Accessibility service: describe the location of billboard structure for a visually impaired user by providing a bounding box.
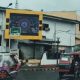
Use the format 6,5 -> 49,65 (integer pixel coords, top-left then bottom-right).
5,9 -> 43,40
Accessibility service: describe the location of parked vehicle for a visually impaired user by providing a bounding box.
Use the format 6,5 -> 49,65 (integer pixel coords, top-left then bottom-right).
0,53 -> 20,80
59,53 -> 71,72
59,52 -> 80,80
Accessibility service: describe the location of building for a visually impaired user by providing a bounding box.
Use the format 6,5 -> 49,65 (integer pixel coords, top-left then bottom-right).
0,7 -> 43,59
0,7 -> 80,60
0,7 -> 6,52
18,12 -> 80,59
45,11 -> 80,45
43,13 -> 80,53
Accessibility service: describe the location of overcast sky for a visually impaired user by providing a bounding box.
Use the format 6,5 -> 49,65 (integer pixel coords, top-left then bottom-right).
0,0 -> 80,11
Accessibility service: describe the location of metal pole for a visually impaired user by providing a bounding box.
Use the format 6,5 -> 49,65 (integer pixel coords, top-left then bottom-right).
56,38 -> 60,66
15,0 -> 19,56
9,29 -> 11,52
52,22 -> 56,53
15,0 -> 18,9
67,30 -> 71,52
70,34 -> 72,52
54,22 -> 56,42
54,22 -> 56,53
33,41 -> 35,59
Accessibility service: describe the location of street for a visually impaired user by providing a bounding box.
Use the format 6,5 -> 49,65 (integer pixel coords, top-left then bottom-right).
14,65 -> 80,80
15,65 -> 59,80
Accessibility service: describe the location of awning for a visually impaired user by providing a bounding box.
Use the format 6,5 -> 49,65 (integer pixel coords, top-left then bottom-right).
18,39 -> 60,45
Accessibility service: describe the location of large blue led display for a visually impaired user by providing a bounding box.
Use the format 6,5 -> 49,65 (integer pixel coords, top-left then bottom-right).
10,13 -> 39,35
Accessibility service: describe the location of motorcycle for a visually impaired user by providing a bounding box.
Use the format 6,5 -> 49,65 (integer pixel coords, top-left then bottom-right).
0,64 -> 19,80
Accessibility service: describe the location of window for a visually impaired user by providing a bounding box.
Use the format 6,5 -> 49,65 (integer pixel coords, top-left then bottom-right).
43,23 -> 50,31
0,25 -> 2,29
79,24 -> 80,31
46,52 -> 61,59
42,36 -> 46,39
0,36 -> 2,46
0,55 -> 2,62
6,40 -> 9,47
44,45 -> 60,59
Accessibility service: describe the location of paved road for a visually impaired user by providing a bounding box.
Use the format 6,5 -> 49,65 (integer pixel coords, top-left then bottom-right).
15,65 -> 59,80
15,65 -> 80,80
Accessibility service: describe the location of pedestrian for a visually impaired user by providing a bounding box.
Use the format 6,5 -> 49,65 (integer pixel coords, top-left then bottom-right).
10,53 -> 21,71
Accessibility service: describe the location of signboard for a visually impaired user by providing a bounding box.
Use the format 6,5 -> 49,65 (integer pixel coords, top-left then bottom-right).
10,49 -> 19,57
5,9 -> 43,40
10,27 -> 21,36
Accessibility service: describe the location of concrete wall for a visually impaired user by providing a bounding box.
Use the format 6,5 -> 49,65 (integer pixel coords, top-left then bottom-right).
43,18 -> 76,46
45,11 -> 80,45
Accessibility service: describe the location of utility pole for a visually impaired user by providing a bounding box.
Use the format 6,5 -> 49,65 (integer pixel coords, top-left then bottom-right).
53,22 -> 57,53
15,0 -> 18,9
56,38 -> 60,66
15,0 -> 19,56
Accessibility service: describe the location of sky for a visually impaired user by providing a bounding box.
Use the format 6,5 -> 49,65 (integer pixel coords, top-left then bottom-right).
0,0 -> 80,11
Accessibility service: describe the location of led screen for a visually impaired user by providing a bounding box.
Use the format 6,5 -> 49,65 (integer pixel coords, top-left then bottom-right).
10,13 -> 39,35
5,9 -> 42,40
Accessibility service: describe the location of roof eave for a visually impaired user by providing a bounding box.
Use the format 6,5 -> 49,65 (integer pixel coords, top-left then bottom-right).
43,14 -> 80,24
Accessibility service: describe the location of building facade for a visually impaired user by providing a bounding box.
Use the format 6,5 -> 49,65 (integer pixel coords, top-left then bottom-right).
0,8 -> 80,60
43,14 -> 79,53
46,11 -> 80,45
